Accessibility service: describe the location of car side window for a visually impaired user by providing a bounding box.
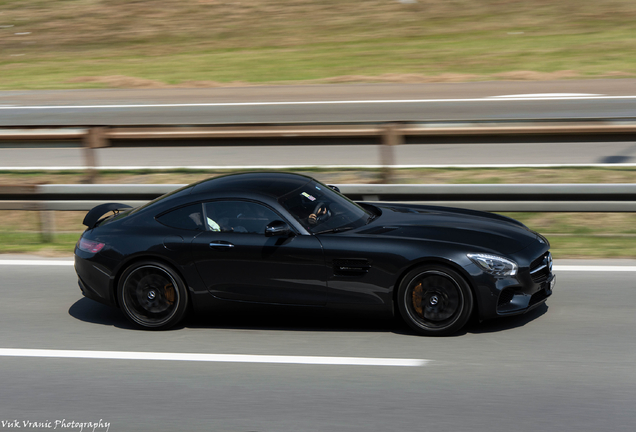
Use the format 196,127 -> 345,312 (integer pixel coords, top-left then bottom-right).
203,201 -> 279,234
156,203 -> 205,231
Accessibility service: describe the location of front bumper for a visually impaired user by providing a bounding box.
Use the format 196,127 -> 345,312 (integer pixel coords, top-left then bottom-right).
497,273 -> 555,316
469,246 -> 555,320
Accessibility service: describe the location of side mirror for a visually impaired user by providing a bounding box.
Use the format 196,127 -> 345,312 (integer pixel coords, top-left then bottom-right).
265,220 -> 291,237
328,185 -> 341,193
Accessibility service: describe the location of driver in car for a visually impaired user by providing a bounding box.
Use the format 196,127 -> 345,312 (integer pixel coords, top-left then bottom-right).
308,205 -> 329,225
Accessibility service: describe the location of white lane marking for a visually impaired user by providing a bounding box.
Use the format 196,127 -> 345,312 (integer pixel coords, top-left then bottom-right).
1,260 -> 636,272
0,260 -> 74,266
490,93 -> 603,98
1,95 -> 635,110
553,265 -> 636,272
4,163 -> 636,171
0,348 -> 427,367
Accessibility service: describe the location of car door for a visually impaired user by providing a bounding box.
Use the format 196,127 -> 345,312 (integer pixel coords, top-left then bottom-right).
191,200 -> 328,306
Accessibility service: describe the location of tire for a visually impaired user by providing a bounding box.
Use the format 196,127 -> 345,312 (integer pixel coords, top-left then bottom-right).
117,260 -> 188,330
397,265 -> 473,336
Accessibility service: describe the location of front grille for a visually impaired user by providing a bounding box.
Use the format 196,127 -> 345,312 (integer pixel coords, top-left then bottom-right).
530,252 -> 552,283
531,267 -> 550,283
530,252 -> 548,271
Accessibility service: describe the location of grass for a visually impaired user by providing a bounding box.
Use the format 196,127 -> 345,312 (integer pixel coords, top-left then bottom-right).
1,0 -> 635,89
544,236 -> 636,259
1,166 -> 636,185
1,167 -> 636,257
0,232 -> 79,255
503,213 -> 636,258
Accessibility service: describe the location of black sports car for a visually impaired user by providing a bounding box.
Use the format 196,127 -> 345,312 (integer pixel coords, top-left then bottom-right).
74,172 -> 555,336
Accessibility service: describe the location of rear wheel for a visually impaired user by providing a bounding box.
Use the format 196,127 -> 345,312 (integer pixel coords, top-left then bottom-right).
118,260 -> 188,330
397,265 -> 473,336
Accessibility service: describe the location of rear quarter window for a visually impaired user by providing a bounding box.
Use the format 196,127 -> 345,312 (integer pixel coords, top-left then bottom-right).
156,204 -> 204,231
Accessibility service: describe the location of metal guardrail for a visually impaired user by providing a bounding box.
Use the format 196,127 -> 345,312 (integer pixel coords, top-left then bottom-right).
4,183 -> 635,242
2,119 -> 636,182
3,183 -> 636,212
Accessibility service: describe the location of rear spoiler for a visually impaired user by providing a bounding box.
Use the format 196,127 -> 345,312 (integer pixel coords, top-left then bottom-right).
83,203 -> 132,228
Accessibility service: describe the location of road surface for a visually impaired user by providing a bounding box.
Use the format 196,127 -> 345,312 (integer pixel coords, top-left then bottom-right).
2,80 -> 636,168
1,79 -> 636,126
0,257 -> 634,432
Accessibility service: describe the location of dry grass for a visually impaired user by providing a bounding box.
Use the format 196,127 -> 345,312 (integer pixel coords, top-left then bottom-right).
1,166 -> 635,186
0,0 -> 566,50
64,71 -> 608,89
3,0 -> 632,50
1,0 -> 635,88
395,167 -> 636,184
0,210 -> 85,233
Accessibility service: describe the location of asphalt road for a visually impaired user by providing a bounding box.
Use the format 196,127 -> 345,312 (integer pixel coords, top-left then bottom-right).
3,141 -> 636,169
1,80 -> 636,126
1,258 -> 635,432
2,80 -> 636,168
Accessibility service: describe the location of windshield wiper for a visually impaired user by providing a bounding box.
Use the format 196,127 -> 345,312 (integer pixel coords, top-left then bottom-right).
366,213 -> 378,224
314,226 -> 355,234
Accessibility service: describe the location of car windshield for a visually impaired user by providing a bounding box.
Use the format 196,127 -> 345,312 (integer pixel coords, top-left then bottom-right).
279,180 -> 373,233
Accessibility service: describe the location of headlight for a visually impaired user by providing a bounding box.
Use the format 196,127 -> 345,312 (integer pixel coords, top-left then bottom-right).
467,253 -> 517,276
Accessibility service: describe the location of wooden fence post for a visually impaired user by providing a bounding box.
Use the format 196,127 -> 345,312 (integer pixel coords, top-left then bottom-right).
38,207 -> 56,243
380,123 -> 401,183
83,127 -> 107,184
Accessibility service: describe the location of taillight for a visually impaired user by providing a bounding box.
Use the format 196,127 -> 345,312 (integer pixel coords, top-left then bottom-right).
78,238 -> 105,253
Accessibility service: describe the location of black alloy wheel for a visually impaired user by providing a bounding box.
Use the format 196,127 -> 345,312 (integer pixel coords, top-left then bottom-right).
397,265 -> 473,336
118,261 -> 188,330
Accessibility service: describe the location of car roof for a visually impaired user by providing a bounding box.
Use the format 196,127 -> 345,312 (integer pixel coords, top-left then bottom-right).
189,172 -> 313,198
127,172 -> 314,220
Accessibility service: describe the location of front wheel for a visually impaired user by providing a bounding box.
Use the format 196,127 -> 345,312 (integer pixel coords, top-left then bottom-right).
118,260 -> 188,330
397,265 -> 473,336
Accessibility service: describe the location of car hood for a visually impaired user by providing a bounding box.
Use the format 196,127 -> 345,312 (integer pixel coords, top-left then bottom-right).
357,203 -> 540,254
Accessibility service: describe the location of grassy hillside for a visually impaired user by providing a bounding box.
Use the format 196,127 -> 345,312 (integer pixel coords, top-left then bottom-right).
1,0 -> 635,89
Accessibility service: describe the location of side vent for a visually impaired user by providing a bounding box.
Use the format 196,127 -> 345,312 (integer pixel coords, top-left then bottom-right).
333,259 -> 371,276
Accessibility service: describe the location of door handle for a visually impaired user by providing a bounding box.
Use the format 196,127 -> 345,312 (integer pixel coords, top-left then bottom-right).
209,241 -> 235,249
